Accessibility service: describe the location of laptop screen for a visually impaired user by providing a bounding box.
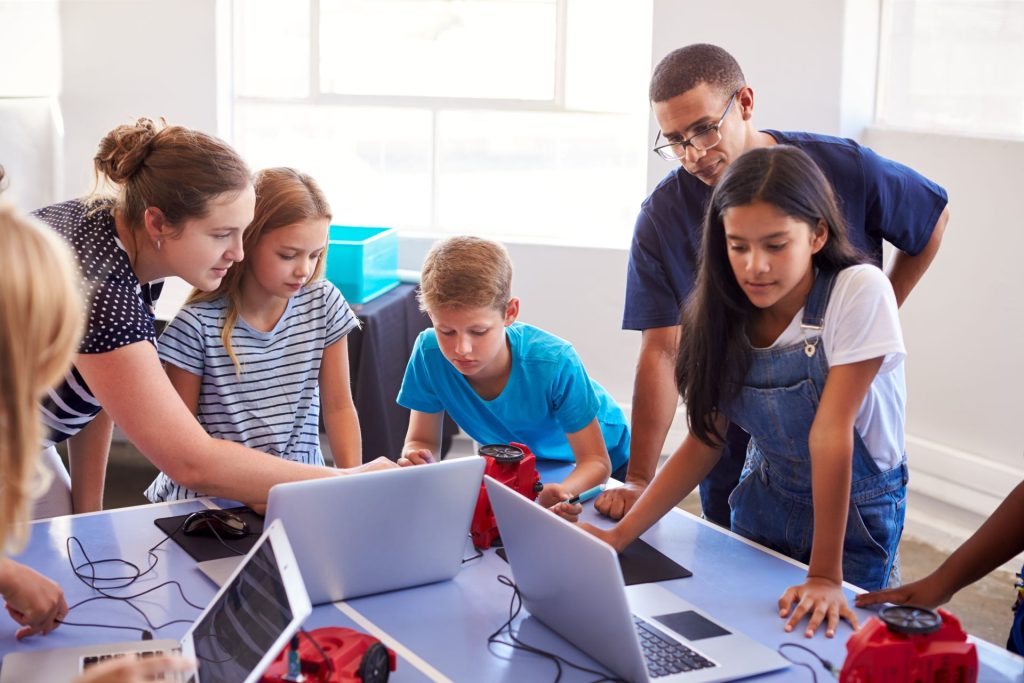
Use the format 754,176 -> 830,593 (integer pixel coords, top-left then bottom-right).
187,539 -> 293,683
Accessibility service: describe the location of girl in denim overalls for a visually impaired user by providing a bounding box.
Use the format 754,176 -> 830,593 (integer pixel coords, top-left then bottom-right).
582,145 -> 909,639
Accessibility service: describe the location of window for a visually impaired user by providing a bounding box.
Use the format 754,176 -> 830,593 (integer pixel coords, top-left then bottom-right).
231,0 -> 652,248
876,0 -> 1024,138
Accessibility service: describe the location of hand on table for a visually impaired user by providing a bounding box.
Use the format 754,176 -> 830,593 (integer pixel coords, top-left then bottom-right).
594,480 -> 646,520
75,654 -> 195,683
855,574 -> 952,611
538,483 -> 583,523
576,521 -> 628,554
397,449 -> 435,466
353,456 -> 402,472
778,576 -> 860,638
0,560 -> 67,640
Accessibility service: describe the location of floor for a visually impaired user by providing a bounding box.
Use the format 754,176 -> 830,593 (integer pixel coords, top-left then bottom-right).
97,440 -> 1016,647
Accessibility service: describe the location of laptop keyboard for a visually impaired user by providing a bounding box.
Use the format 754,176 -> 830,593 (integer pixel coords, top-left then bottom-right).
81,648 -> 179,671
633,615 -> 717,678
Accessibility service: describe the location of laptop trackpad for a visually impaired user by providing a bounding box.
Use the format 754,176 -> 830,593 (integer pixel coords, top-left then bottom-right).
653,611 -> 731,641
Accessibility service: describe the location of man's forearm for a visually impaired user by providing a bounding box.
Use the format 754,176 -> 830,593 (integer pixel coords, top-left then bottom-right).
625,350 -> 680,485
888,205 -> 948,306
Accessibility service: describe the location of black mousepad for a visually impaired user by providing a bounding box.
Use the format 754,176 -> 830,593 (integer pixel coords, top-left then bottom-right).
153,506 -> 265,563
496,537 -> 692,585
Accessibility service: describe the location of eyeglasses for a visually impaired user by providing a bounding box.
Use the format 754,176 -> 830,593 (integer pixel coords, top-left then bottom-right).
652,91 -> 738,161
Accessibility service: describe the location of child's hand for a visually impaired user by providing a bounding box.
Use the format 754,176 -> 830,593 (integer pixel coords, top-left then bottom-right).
536,483 -> 569,509
538,484 -> 584,522
0,561 -> 68,640
356,456 -> 400,472
778,576 -> 859,638
75,654 -> 195,683
398,449 -> 435,466
594,481 -> 645,520
576,522 -> 627,553
855,575 -> 951,610
548,500 -> 584,523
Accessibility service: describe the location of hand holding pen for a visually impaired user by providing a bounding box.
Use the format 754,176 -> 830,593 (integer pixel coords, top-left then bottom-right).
546,484 -> 606,523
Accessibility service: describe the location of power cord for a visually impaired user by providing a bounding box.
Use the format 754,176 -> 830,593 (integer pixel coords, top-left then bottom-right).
487,574 -> 625,683
460,533 -> 484,563
777,642 -> 840,682
56,513 -> 228,638
299,628 -> 336,679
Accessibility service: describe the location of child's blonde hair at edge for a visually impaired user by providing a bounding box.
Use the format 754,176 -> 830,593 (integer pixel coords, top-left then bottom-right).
0,184 -> 84,553
418,236 -> 513,314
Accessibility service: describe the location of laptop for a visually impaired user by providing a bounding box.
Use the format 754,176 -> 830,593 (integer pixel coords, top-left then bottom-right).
198,456 -> 486,604
484,476 -> 790,682
0,519 -> 311,683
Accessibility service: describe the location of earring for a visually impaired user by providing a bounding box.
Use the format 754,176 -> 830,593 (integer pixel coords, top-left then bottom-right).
155,239 -> 162,251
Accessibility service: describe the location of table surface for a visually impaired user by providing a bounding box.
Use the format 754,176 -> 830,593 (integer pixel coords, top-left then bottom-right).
3,461 -> 1021,682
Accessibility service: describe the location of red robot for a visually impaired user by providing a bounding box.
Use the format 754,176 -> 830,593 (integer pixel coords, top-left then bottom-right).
260,627 -> 395,683
840,605 -> 977,683
470,443 -> 543,549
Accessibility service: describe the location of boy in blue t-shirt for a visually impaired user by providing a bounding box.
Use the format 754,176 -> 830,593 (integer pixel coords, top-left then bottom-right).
397,236 -> 629,519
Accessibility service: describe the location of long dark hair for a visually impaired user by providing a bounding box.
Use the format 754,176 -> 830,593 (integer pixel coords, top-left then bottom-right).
676,145 -> 866,446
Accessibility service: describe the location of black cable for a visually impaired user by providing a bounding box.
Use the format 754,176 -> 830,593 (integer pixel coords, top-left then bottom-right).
778,642 -> 839,681
487,574 -> 625,683
300,628 -> 336,679
461,533 -> 484,563
57,513 -> 224,638
55,619 -> 152,639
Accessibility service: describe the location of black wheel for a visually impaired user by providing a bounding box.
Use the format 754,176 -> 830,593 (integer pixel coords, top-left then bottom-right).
478,443 -> 525,464
880,604 -> 942,635
357,642 -> 391,683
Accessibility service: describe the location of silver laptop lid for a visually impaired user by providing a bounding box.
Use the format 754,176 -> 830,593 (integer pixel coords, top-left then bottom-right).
267,456 -> 486,603
0,519 -> 310,683
484,476 -> 649,682
180,518 -> 312,683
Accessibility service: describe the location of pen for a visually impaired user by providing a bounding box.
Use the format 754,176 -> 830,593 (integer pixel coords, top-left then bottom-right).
565,484 -> 606,506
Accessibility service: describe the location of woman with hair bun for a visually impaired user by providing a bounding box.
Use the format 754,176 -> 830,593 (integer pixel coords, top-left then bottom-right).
30,118 -> 392,517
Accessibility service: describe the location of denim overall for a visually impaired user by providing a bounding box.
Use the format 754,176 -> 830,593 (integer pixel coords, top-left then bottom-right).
1009,566 -> 1024,654
726,269 -> 908,591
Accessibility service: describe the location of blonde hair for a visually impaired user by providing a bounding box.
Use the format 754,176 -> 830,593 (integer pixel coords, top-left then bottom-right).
187,168 -> 332,376
0,201 -> 84,553
418,236 -> 513,313
90,117 -> 251,256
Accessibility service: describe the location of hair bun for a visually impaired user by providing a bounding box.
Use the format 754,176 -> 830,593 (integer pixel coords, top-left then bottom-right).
93,117 -> 161,184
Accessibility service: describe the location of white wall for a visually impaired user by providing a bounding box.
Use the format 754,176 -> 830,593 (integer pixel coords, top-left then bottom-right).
865,128 -> 1024,547
0,1 -> 62,209
58,0 -> 222,197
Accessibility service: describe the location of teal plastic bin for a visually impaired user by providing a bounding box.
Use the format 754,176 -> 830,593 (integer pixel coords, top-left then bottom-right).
326,226 -> 399,304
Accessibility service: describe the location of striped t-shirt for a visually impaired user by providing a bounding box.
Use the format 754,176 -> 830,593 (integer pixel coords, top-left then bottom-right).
31,199 -> 164,446
144,279 -> 358,502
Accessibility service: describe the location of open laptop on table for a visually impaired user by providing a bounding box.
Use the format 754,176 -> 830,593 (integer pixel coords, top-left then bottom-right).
485,476 -> 790,682
1,519 -> 311,683
198,456 -> 486,604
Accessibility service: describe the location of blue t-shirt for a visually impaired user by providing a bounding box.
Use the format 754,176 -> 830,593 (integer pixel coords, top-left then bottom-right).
397,322 -> 629,470
623,131 -> 949,330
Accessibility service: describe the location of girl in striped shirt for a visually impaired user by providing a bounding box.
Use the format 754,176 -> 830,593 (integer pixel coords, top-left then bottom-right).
147,168 -> 366,501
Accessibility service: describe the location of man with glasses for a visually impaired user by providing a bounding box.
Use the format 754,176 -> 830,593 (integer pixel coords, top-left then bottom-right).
594,43 -> 949,528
